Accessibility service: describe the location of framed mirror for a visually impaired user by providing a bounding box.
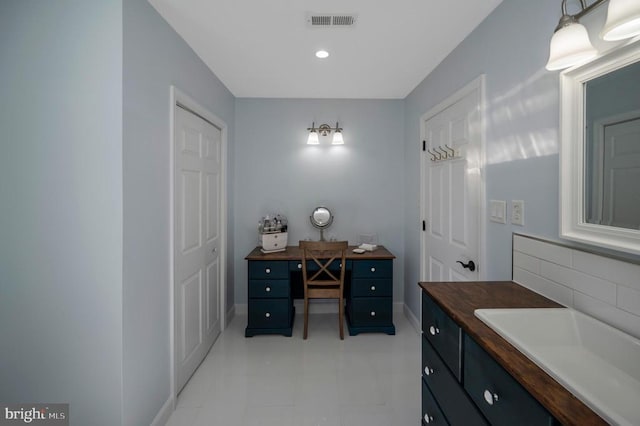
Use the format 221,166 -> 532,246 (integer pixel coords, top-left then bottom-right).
310,206 -> 333,241
560,40 -> 640,254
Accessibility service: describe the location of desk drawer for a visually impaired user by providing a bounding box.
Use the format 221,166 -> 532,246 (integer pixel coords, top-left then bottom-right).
248,299 -> 291,329
348,297 -> 392,326
352,260 -> 392,279
463,334 -> 554,426
248,261 -> 288,279
423,337 -> 487,426
422,293 -> 461,380
248,279 -> 289,298
351,278 -> 392,297
422,379 -> 449,426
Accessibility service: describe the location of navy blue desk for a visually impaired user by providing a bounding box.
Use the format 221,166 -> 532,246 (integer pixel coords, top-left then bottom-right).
245,245 -> 396,337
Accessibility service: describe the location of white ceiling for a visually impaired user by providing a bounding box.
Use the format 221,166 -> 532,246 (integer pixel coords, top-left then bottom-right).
148,0 -> 504,99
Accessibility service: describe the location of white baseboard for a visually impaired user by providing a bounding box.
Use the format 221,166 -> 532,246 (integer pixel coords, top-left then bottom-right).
404,304 -> 421,333
150,395 -> 174,426
225,304 -> 235,328
235,303 -> 247,315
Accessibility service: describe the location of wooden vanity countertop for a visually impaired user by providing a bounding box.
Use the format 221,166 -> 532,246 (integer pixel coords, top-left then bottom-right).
419,281 -> 607,426
246,245 -> 395,260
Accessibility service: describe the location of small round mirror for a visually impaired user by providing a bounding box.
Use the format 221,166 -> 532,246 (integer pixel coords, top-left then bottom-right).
310,206 -> 333,240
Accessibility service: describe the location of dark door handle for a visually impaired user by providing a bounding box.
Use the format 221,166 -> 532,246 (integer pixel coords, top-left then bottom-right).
456,260 -> 476,272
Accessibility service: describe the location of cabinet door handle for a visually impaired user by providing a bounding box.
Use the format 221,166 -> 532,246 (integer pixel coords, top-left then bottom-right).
429,325 -> 440,336
297,263 -> 302,269
265,286 -> 271,292
265,312 -> 271,318
265,268 -> 271,274
424,414 -> 434,424
370,285 -> 376,291
370,267 -> 376,272
483,390 -> 499,405
424,366 -> 434,376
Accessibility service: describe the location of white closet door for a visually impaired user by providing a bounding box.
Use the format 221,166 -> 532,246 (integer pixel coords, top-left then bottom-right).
175,105 -> 222,393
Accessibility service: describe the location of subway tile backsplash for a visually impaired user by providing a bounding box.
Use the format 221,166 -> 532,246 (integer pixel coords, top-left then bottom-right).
512,234 -> 640,340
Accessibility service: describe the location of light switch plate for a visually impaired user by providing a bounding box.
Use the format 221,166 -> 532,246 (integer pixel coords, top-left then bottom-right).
490,200 -> 506,224
512,200 -> 525,226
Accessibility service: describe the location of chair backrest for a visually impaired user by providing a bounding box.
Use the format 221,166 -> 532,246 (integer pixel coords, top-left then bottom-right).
299,240 -> 348,291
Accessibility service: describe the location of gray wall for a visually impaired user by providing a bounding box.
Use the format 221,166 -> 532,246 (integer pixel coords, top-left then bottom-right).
403,0 -> 563,318
123,0 -> 235,424
402,0 -> 639,319
0,1 -> 124,425
234,99 -> 405,306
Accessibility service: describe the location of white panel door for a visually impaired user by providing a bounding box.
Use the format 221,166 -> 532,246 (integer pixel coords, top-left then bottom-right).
422,86 -> 481,282
175,105 -> 222,393
602,117 -> 640,229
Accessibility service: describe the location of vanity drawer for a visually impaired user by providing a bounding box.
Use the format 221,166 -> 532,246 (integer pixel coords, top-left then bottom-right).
352,259 -> 392,278
248,299 -> 291,329
248,261 -> 288,279
351,278 -> 392,297
422,379 -> 449,426
463,334 -> 555,426
422,293 -> 461,380
422,337 -> 487,426
347,297 -> 392,326
248,279 -> 289,298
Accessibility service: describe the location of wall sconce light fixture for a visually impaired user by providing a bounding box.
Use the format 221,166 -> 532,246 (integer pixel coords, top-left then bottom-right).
546,0 -> 640,71
306,122 -> 344,145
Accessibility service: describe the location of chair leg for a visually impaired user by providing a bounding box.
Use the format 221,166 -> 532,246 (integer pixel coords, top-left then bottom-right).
303,297 -> 309,339
338,298 -> 344,340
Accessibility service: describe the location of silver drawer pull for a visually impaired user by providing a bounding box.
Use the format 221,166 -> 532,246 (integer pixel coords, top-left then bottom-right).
429,325 -> 440,336
370,267 -> 376,272
265,312 -> 271,318
297,263 -> 302,269
424,366 -> 434,376
424,414 -> 434,424
265,268 -> 271,274
370,311 -> 376,316
370,285 -> 376,291
483,390 -> 499,405
265,286 -> 271,292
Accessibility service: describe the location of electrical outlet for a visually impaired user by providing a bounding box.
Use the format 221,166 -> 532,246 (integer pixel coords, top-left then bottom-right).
511,200 -> 524,226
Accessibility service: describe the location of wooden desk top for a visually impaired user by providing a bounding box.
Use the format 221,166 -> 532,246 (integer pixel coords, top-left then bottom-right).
245,245 -> 395,261
419,281 -> 606,426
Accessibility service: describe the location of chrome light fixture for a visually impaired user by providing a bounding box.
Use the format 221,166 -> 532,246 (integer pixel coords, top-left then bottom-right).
306,122 -> 345,145
547,0 -> 640,70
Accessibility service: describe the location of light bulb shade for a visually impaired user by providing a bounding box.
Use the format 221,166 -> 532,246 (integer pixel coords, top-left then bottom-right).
546,22 -> 598,70
601,0 -> 640,41
307,131 -> 319,145
332,131 -> 344,145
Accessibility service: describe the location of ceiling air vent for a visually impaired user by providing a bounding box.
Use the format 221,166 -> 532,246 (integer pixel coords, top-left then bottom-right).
308,14 -> 357,27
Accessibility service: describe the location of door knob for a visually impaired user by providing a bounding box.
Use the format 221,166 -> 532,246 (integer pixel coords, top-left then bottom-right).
456,260 -> 476,271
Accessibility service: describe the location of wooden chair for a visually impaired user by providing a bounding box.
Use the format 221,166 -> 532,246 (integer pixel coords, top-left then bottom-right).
299,240 -> 348,339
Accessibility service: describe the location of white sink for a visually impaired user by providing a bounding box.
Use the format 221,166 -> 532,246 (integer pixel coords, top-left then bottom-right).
474,308 -> 640,426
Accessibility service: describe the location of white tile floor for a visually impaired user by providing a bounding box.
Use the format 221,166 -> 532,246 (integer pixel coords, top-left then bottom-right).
166,311 -> 421,426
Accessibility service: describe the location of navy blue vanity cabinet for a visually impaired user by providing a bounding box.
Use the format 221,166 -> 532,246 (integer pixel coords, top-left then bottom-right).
346,259 -> 396,335
463,335 -> 557,426
245,260 -> 294,337
422,380 -> 448,425
421,292 -> 487,425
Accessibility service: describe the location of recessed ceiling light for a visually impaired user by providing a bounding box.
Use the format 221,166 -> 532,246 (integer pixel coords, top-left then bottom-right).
315,50 -> 329,59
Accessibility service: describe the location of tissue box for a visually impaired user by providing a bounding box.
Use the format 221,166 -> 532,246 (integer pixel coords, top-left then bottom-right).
260,232 -> 288,253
